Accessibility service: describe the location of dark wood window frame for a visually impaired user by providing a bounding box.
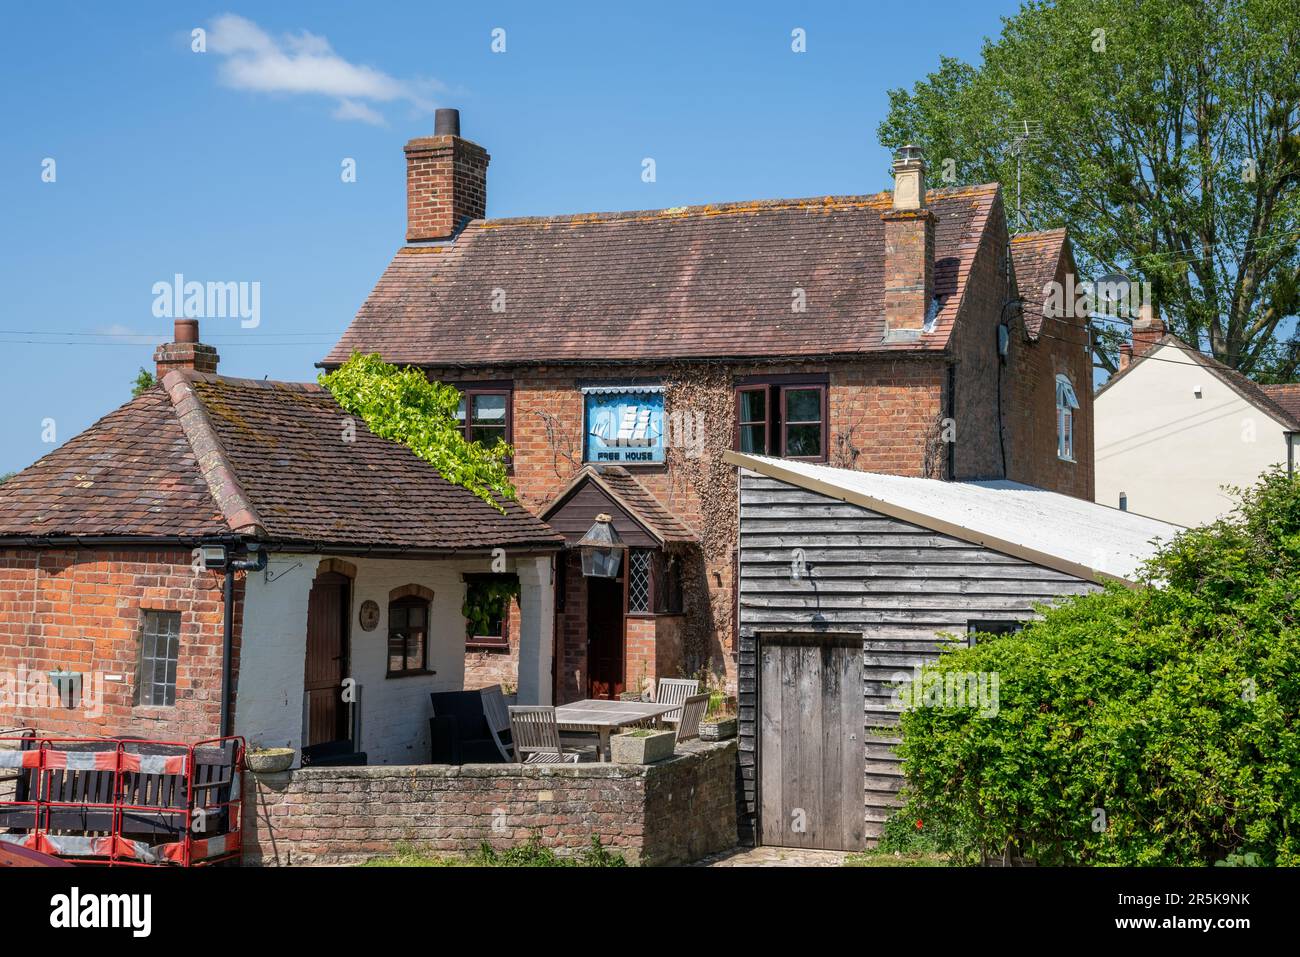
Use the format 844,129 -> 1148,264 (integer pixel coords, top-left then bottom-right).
450,380 -> 514,449
733,374 -> 829,462
387,596 -> 432,677
624,549 -> 684,618
966,619 -> 1024,647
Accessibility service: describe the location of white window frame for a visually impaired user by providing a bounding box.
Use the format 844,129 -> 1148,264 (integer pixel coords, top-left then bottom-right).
1055,374 -> 1079,462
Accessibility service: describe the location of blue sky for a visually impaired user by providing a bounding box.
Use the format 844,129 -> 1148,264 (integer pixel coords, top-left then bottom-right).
0,0 -> 1022,474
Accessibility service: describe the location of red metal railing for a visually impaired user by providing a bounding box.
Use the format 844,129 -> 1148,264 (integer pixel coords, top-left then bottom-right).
0,734 -> 244,867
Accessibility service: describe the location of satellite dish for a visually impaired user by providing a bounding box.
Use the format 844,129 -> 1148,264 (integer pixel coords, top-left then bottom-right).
1095,272 -> 1132,305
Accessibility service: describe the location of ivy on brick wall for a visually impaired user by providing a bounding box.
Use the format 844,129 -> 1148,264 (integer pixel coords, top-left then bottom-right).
663,365 -> 738,677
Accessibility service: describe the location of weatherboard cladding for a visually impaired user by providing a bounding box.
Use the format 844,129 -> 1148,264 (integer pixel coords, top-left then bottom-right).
735,471 -> 1098,841
323,186 -> 1000,368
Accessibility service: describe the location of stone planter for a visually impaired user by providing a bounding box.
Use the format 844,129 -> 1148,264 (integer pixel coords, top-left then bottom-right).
699,716 -> 737,741
246,748 -> 296,774
610,729 -> 677,765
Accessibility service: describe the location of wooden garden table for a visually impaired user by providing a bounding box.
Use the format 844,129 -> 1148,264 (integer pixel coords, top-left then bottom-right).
553,699 -> 679,762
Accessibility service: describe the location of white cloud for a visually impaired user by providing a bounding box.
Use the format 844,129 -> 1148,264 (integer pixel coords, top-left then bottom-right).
94,325 -> 163,345
206,14 -> 440,124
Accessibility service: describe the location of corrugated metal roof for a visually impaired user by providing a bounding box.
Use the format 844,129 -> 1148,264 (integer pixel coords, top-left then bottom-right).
727,453 -> 1183,584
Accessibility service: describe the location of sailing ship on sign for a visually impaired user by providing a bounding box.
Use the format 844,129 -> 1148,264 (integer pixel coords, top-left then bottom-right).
590,404 -> 658,448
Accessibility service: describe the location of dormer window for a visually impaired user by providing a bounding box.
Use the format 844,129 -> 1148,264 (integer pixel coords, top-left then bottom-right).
1056,374 -> 1079,462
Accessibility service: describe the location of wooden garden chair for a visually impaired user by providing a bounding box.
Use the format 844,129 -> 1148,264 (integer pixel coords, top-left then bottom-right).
479,685 -> 514,762
507,706 -> 581,764
653,678 -> 700,725
675,694 -> 710,745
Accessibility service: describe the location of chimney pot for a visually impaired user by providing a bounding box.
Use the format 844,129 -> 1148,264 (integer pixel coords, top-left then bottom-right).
174,318 -> 199,343
434,108 -> 461,136
891,144 -> 928,211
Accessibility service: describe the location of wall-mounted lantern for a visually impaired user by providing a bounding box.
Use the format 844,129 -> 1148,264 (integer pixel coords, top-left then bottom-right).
577,513 -> 623,578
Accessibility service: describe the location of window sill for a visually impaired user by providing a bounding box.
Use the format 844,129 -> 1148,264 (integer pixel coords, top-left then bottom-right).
386,669 -> 435,680
466,639 -> 509,652
1057,455 -> 1076,464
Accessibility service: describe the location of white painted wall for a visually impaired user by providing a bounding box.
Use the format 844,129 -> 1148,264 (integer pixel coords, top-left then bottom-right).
1095,342 -> 1294,526
235,552 -> 555,766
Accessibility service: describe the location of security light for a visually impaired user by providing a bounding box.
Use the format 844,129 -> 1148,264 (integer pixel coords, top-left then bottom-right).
201,544 -> 228,570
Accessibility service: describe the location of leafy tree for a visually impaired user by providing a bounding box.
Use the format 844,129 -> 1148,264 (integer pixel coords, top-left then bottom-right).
878,0 -> 1300,377
897,468 -> 1300,865
0,472 -> 15,485
319,353 -> 515,509
131,367 -> 156,398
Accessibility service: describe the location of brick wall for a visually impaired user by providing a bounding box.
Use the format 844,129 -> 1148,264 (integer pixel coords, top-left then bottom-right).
1006,248 -> 1095,500
463,596 -> 522,691
244,739 -> 738,866
0,547 -> 239,741
404,135 -> 489,242
947,195 -> 1011,481
437,358 -> 951,697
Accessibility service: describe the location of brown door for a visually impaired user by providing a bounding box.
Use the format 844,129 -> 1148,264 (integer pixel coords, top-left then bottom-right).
586,576 -> 625,699
304,572 -> 350,746
759,632 -> 865,851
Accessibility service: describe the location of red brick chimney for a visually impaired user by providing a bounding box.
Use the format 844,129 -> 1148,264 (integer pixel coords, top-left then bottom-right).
1131,302 -> 1166,357
882,145 -> 935,343
154,318 -> 218,379
404,108 -> 490,243
1118,342 -> 1133,371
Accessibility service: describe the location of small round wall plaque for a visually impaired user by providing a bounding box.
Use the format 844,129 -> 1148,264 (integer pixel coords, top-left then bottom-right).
359,600 -> 380,631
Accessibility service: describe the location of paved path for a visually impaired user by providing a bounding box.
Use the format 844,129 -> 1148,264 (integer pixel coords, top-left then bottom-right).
697,846 -> 849,867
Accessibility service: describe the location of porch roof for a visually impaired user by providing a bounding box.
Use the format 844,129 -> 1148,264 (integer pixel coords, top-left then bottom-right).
0,370 -> 563,552
541,465 -> 697,548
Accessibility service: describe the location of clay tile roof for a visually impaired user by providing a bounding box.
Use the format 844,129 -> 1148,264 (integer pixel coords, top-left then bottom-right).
586,467 -> 697,545
323,186 -> 1002,368
0,388 -> 226,538
0,371 -> 562,551
1260,384 -> 1300,423
1010,228 -> 1069,338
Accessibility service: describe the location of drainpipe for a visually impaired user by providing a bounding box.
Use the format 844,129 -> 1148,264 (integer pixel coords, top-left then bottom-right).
220,545 -> 267,738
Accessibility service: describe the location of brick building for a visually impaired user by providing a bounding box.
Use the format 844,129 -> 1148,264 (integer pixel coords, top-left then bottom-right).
324,109 -> 1091,700
0,320 -> 561,761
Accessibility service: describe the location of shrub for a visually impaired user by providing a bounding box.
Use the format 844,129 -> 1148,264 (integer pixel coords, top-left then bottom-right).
896,470 -> 1300,866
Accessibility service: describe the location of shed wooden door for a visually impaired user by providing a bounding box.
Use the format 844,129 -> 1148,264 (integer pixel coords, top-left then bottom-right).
759,632 -> 865,851
304,572 -> 350,746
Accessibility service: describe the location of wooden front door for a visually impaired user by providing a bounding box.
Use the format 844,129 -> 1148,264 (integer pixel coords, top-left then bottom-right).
586,575 -> 625,699
759,632 -> 865,851
304,572 -> 350,747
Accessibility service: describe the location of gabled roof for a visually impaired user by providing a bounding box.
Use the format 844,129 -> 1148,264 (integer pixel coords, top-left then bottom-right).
541,465 -> 697,547
323,185 -> 1002,369
726,452 -> 1181,585
1009,228 -> 1069,338
1097,335 -> 1300,432
0,370 -> 562,552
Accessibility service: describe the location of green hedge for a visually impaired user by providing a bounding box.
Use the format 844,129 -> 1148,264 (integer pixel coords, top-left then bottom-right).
897,470 -> 1300,865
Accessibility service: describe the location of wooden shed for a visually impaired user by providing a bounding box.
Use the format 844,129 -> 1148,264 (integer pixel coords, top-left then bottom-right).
725,451 -> 1181,851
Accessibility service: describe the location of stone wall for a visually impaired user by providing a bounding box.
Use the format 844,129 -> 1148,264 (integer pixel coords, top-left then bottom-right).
244,740 -> 738,867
